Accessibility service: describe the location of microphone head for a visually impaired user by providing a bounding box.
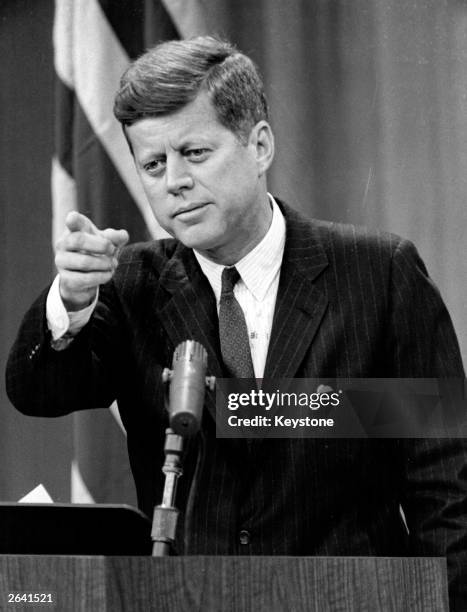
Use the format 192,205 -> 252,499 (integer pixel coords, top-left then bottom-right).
172,340 -> 208,369
169,340 -> 208,436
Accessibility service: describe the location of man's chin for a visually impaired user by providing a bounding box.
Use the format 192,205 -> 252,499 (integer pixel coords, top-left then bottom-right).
172,228 -> 218,252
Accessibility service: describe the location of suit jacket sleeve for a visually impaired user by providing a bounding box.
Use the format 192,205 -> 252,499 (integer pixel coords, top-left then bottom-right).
387,239 -> 467,608
5,280 -> 125,416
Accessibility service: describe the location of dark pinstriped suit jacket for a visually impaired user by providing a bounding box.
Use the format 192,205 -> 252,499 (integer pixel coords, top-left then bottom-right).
6,201 -> 467,605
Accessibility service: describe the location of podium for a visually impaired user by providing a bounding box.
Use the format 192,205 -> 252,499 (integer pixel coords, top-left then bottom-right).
0,556 -> 448,611
0,504 -> 449,611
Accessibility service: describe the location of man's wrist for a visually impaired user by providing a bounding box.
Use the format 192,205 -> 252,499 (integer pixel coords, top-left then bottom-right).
59,283 -> 98,312
46,275 -> 98,342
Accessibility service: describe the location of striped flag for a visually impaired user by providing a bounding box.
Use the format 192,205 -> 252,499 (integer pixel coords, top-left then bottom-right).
52,0 -> 207,506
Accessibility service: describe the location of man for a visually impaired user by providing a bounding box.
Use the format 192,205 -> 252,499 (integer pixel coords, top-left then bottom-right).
6,37 -> 467,606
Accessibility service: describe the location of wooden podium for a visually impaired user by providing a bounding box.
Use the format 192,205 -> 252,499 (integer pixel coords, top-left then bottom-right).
0,555 -> 448,611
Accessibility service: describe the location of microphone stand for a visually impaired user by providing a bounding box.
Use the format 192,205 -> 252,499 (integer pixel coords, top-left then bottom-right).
151,340 -> 215,556
151,428 -> 184,556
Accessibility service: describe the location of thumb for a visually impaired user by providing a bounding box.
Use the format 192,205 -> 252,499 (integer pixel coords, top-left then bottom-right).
100,227 -> 130,248
65,211 -> 100,235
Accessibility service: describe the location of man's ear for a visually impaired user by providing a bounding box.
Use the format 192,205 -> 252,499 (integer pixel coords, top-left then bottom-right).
249,120 -> 275,176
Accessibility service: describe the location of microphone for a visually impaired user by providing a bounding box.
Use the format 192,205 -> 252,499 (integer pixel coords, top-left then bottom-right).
162,340 -> 214,436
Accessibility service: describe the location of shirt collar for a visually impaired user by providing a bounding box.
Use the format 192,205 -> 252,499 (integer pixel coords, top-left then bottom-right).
194,194 -> 286,303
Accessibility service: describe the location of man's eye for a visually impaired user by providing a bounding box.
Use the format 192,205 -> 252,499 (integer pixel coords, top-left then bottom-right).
144,159 -> 165,175
185,148 -> 209,160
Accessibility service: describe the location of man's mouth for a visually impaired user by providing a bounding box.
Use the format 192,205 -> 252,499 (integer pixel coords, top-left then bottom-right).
173,202 -> 209,218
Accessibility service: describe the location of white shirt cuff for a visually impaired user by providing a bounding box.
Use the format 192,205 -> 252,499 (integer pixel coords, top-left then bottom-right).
46,275 -> 98,345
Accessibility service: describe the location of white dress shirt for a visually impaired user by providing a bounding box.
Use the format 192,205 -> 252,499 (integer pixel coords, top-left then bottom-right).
46,195 -> 286,375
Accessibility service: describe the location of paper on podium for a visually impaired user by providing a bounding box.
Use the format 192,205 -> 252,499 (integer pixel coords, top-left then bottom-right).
19,484 -> 54,504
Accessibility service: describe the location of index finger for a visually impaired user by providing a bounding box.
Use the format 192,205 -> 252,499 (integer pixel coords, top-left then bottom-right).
63,231 -> 118,256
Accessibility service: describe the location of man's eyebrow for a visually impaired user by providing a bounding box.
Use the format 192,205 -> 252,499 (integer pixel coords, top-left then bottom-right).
178,132 -> 213,146
138,145 -> 166,158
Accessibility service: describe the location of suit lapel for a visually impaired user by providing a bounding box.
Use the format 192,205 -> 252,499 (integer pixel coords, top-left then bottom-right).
264,204 -> 329,378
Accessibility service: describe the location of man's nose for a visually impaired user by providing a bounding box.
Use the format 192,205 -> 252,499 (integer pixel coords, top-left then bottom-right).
166,157 -> 194,194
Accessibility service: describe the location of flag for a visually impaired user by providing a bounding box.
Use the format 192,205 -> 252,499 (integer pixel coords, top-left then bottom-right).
52,0 -> 208,506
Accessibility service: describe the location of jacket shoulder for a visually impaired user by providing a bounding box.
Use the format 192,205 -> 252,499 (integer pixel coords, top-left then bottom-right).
279,198 -> 406,256
308,216 -> 405,255
280,201 -> 422,286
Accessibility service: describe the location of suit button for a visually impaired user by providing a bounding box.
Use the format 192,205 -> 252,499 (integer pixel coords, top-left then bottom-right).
239,529 -> 250,545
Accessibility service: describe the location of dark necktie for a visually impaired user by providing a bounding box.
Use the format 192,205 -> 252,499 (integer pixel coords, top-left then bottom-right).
218,267 -> 255,378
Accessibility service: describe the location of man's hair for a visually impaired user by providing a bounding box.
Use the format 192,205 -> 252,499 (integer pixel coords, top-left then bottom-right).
113,36 -> 268,142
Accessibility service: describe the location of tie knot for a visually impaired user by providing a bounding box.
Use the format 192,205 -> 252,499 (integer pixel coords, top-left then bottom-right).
221,266 -> 240,295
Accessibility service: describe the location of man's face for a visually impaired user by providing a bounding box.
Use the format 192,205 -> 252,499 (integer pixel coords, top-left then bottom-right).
126,92 -> 272,264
